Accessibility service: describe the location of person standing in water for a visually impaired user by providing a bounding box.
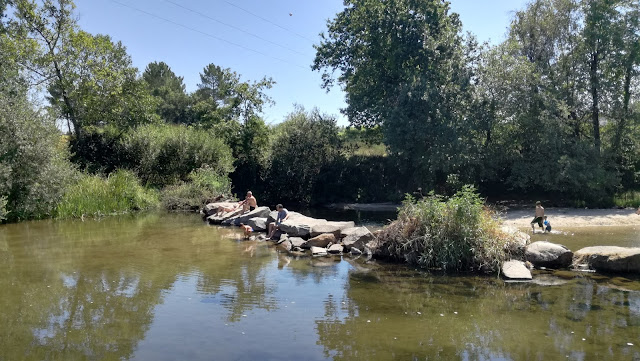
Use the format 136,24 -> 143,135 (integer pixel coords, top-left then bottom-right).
531,201 -> 545,233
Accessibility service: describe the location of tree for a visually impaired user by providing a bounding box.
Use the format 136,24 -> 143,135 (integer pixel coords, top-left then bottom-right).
142,61 -> 191,124
313,0 -> 479,190
192,63 -> 274,126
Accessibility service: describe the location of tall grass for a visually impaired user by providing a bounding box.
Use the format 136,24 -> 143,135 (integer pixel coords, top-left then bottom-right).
613,190 -> 640,208
160,166 -> 232,210
375,186 -> 520,274
56,170 -> 159,218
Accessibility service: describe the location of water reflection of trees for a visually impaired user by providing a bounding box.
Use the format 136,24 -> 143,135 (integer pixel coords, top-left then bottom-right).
0,214 -> 277,360
315,266 -> 640,360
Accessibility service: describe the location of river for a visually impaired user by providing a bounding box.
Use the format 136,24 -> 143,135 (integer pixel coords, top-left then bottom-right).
1,212 -> 639,360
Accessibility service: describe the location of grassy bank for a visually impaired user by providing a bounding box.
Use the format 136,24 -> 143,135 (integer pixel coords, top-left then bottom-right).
56,170 -> 159,218
374,186 -> 521,274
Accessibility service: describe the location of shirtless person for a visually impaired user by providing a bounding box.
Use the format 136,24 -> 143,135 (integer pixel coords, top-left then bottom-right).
531,201 -> 545,233
239,191 -> 257,213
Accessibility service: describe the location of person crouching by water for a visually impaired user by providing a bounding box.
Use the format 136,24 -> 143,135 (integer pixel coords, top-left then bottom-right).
268,204 -> 289,240
239,223 -> 253,239
531,201 -> 545,233
543,216 -> 552,233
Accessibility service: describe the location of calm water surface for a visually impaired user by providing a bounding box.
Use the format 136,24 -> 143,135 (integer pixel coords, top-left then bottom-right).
1,212 -> 640,361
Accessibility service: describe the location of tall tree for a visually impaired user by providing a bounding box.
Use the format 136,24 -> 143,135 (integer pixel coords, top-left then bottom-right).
313,0 -> 478,189
142,61 -> 190,124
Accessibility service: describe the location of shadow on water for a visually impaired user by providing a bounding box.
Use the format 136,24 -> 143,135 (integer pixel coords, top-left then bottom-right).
1,212 -> 640,360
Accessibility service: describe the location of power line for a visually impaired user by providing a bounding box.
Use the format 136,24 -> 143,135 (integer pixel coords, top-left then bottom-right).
109,0 -> 306,69
164,0 -> 307,57
220,0 -> 315,43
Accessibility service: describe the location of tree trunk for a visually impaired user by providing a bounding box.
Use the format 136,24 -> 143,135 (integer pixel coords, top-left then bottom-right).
589,50 -> 601,155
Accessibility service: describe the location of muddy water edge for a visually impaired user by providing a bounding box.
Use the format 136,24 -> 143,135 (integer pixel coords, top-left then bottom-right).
1,211 -> 639,360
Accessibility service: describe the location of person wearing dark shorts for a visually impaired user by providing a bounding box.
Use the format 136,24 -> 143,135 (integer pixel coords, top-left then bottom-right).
531,201 -> 545,233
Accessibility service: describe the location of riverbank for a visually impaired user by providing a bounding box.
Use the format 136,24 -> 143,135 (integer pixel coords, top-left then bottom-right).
501,208 -> 640,228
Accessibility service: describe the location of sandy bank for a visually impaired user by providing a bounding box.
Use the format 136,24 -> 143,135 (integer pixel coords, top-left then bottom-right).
501,208 -> 640,228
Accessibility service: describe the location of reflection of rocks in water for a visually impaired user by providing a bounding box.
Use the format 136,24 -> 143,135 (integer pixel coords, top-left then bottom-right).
531,274 -> 570,286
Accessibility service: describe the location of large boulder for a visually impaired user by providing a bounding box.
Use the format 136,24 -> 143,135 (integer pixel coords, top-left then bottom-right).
501,260 -> 532,280
310,221 -> 355,238
573,246 -> 640,273
305,233 -> 336,249
341,227 -> 374,251
207,208 -> 243,224
311,246 -> 328,256
221,207 -> 271,226
278,212 -> 327,237
526,241 -> 573,268
247,217 -> 268,232
202,201 -> 236,217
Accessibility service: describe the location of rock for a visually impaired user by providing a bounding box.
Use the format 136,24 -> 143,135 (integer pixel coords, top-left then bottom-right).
311,246 -> 328,256
341,227 -> 374,251
222,206 -> 271,226
278,212 -> 328,237
289,237 -> 306,248
247,217 -> 268,232
277,239 -> 292,252
501,225 -> 530,253
305,233 -> 336,249
350,247 -> 363,256
525,241 -> 573,268
202,201 -> 236,217
573,246 -> 640,273
207,208 -> 243,224
310,221 -> 355,238
501,260 -> 532,280
274,234 -> 289,245
328,244 -> 344,254
266,210 -> 279,224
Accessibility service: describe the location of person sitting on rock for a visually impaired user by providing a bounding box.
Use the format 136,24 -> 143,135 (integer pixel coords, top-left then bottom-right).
240,191 -> 258,213
268,204 -> 289,239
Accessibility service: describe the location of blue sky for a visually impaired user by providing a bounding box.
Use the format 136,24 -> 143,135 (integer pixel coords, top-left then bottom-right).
75,0 -> 529,126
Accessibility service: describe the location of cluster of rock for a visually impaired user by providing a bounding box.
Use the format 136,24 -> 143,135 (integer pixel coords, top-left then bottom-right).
202,202 -> 375,256
202,203 -> 640,278
502,240 -> 640,280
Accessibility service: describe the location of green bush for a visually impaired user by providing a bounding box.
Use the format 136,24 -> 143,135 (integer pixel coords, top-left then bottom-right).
0,92 -> 76,222
56,170 -> 159,218
121,124 -> 234,187
375,186 -> 517,273
0,196 -> 7,221
161,166 -> 232,210
614,190 -> 640,208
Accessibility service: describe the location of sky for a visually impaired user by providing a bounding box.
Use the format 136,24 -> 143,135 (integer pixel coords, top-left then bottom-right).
74,0 -> 530,126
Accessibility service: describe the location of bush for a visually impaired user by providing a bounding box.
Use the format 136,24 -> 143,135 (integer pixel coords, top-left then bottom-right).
0,92 -> 76,222
375,186 -> 517,273
56,170 -> 159,218
121,124 -> 234,187
0,196 -> 7,221
161,166 -> 232,210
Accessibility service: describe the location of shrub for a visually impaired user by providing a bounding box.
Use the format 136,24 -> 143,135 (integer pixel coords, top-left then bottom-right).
56,170 -> 159,218
0,196 -> 7,221
121,124 -> 234,187
161,166 -> 232,210
0,92 -> 76,222
375,186 -> 517,273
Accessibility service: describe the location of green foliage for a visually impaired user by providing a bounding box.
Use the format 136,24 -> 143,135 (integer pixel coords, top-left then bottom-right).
376,186 -> 517,273
142,61 -> 191,124
56,169 -> 159,218
121,124 -> 234,188
160,166 -> 232,210
0,195 -> 7,221
613,190 -> 640,208
262,107 -> 341,205
0,91 -> 76,222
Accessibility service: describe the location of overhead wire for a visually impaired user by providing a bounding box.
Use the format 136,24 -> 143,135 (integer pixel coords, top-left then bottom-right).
163,0 -> 308,57
220,0 -> 315,43
109,0 -> 306,69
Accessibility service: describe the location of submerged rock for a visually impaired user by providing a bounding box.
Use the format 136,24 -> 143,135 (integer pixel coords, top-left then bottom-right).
526,241 -> 573,268
501,260 -> 532,280
289,237 -> 306,248
328,244 -> 344,254
573,246 -> 640,273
